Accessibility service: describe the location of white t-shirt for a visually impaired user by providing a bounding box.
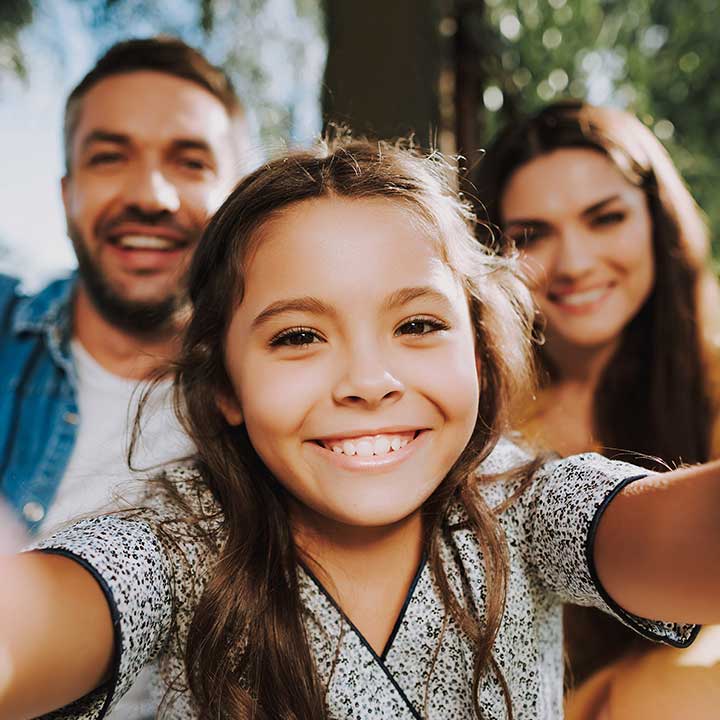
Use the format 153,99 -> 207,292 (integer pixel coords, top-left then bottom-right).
40,340 -> 195,719
40,339 -> 195,535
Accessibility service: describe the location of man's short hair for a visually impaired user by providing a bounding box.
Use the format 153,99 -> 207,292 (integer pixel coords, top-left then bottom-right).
63,36 -> 245,174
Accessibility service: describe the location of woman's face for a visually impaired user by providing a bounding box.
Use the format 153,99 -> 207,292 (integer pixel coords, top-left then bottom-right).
219,196 -> 480,533
501,148 -> 654,356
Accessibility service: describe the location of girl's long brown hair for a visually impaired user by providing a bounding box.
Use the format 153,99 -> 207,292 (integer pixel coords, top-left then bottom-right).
473,101 -> 720,682
166,137 -> 538,718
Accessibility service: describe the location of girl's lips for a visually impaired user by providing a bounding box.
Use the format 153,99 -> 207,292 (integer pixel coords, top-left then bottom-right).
306,429 -> 430,472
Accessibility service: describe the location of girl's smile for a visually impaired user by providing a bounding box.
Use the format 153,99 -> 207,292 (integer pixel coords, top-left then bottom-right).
219,196 -> 481,530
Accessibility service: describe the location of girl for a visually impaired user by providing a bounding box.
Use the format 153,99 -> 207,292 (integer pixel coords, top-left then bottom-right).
473,102 -> 720,717
1,138 -> 719,720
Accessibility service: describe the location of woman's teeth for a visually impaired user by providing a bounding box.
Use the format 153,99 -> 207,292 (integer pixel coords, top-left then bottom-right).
325,433 -> 414,457
554,287 -> 609,306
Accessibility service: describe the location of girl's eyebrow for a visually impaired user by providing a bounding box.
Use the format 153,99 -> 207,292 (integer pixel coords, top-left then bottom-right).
251,287 -> 452,329
381,286 -> 453,311
251,296 -> 335,329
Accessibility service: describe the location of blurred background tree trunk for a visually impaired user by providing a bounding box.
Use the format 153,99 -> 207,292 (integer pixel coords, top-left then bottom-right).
322,0 -> 443,145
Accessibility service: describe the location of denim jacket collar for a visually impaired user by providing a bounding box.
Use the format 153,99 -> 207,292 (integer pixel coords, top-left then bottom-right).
11,273 -> 77,381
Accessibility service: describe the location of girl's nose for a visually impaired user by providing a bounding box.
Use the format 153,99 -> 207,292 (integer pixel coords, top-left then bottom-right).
332,346 -> 404,408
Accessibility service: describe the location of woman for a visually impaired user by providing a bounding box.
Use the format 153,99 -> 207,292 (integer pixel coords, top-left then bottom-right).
474,100 -> 720,718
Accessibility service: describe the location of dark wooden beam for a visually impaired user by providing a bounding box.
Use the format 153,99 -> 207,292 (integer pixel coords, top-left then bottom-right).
322,0 -> 443,145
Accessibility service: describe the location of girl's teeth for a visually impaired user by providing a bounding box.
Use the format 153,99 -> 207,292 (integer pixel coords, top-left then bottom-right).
356,440 -> 374,457
327,433 -> 415,457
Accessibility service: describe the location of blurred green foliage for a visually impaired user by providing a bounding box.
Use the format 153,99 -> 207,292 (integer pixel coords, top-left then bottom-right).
0,0 -> 33,78
470,0 -> 720,259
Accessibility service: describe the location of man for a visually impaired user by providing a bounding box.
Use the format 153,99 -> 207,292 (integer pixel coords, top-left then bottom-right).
0,37 -> 248,533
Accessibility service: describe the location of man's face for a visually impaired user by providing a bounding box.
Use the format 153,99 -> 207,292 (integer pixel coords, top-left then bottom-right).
62,70 -> 239,333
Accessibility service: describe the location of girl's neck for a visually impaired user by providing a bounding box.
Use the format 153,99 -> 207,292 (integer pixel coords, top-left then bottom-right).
293,506 -> 424,587
292,504 -> 425,655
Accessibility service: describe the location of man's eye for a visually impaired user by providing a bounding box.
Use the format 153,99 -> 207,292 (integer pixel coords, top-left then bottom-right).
179,157 -> 210,171
270,328 -> 323,347
395,318 -> 448,336
88,152 -> 125,166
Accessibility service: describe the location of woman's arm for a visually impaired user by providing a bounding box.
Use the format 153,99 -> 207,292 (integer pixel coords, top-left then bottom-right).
0,551 -> 114,719
594,459 -> 720,624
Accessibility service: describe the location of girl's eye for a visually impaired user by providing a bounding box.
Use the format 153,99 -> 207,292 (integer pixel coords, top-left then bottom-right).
592,211 -> 626,228
395,317 -> 448,336
269,328 -> 323,347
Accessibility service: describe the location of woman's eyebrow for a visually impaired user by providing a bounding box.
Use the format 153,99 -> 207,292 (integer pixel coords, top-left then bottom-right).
251,296 -> 335,329
581,194 -> 622,217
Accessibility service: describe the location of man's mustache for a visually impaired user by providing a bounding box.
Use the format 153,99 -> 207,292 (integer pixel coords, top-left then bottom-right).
95,208 -> 200,243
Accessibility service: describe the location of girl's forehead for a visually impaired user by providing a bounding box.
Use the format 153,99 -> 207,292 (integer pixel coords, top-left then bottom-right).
240,196 -> 466,310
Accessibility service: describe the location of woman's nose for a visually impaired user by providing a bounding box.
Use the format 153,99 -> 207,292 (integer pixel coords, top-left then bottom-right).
554,228 -> 596,278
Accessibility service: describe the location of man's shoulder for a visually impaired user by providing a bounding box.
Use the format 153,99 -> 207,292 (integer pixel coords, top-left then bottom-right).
0,273 -> 76,333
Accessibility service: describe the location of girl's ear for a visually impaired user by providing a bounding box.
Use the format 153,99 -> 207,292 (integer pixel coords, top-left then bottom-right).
216,392 -> 244,426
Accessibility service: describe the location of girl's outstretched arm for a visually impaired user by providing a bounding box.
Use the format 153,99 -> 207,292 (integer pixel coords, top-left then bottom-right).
0,505 -> 114,719
594,459 -> 720,624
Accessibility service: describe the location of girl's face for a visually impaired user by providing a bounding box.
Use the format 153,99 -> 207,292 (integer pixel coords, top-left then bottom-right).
501,148 -> 654,354
220,197 -> 480,531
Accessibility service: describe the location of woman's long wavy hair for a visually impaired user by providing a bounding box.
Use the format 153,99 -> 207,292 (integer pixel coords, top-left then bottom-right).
473,101 -> 720,682
474,100 -> 720,470
162,137 -> 539,718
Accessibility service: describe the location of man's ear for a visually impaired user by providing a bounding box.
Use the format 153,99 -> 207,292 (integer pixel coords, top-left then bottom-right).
216,392 -> 243,426
61,175 -> 71,216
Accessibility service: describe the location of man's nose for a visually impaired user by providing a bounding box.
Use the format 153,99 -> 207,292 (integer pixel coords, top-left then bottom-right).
125,164 -> 181,215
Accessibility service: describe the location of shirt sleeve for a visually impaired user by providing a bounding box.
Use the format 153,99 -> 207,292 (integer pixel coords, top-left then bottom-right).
29,514 -> 175,719
521,452 -> 699,648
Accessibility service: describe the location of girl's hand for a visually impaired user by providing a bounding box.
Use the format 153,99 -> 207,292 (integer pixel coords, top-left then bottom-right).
0,500 -> 115,719
594,460 -> 720,624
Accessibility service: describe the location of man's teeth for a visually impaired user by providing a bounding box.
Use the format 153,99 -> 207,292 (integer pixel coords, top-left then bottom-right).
555,287 -> 609,306
116,235 -> 177,250
326,433 -> 413,457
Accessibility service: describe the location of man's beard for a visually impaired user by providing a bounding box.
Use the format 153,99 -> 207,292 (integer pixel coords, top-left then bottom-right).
68,218 -> 191,336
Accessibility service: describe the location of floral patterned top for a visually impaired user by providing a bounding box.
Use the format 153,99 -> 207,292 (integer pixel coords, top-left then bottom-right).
34,441 -> 698,720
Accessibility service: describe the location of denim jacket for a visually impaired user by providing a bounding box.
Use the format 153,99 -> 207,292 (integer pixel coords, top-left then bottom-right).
0,272 -> 79,533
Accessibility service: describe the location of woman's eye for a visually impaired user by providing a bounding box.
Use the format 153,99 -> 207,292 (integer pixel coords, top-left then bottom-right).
507,226 -> 546,249
270,329 -> 323,347
592,211 -> 626,227
395,318 -> 448,336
